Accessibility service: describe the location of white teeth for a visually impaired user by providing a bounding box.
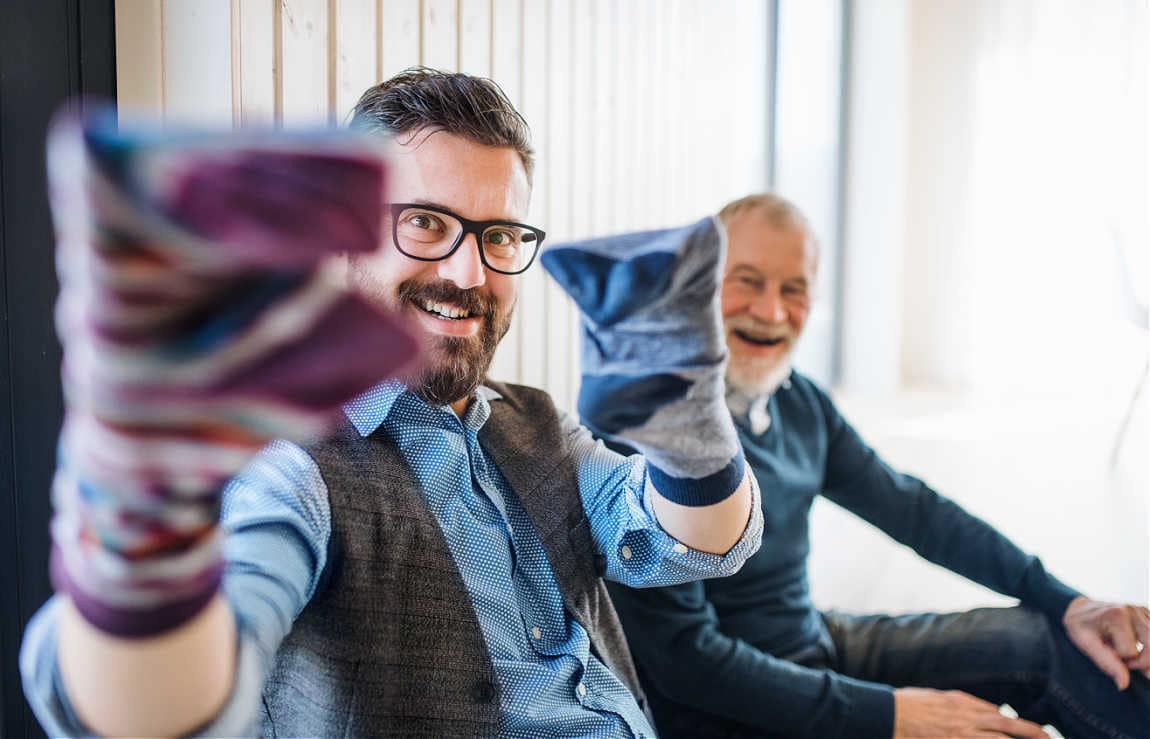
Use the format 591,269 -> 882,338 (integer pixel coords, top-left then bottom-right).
420,300 -> 471,320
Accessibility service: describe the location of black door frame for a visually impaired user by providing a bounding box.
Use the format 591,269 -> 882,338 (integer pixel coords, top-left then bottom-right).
0,2 -> 116,737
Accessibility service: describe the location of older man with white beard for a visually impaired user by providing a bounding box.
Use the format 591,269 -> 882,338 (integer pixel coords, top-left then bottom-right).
606,193 -> 1150,739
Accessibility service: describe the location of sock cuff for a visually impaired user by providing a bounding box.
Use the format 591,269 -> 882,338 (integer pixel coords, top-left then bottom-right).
50,545 -> 223,639
645,451 -> 745,507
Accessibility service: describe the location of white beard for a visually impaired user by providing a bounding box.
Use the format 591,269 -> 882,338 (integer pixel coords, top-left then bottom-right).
726,351 -> 794,399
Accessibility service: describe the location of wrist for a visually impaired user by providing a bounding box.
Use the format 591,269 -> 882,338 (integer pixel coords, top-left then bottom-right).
1062,595 -> 1089,626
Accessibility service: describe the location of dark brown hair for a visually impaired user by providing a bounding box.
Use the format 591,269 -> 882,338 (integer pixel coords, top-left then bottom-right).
350,66 -> 534,183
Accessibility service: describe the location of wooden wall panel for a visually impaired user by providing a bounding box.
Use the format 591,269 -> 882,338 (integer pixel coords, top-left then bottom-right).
516,0 -> 551,391
162,0 -> 234,122
421,0 -> 459,71
458,0 -> 492,77
486,0 -> 525,382
333,0 -> 378,120
591,0 -> 616,234
115,0 -> 164,120
234,0 -> 278,126
280,0 -> 330,123
114,0 -> 772,412
380,0 -> 421,79
544,0 -> 574,412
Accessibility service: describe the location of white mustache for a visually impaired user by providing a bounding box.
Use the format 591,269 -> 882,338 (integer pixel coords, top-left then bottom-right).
726,318 -> 793,343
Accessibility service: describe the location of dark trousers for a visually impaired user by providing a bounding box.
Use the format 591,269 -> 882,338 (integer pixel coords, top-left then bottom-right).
650,607 -> 1150,739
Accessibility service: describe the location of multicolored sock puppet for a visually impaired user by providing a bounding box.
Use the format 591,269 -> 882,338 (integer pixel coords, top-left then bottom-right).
541,216 -> 745,506
48,110 -> 419,638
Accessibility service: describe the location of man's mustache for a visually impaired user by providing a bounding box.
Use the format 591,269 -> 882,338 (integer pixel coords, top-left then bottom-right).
726,316 -> 793,343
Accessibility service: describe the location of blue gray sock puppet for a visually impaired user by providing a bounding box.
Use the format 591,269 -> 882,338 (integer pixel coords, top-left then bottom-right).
541,217 -> 745,506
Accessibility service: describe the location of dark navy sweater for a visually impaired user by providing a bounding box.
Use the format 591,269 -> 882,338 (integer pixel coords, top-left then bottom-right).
607,371 -> 1080,738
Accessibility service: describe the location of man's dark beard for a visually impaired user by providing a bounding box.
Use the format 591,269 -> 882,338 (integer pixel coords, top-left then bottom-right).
396,279 -> 512,406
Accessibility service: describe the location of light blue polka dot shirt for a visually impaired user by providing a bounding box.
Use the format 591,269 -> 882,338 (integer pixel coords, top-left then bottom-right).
20,381 -> 762,738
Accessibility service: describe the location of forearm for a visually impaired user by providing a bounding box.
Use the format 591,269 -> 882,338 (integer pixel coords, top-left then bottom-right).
818,393 -> 1080,620
58,594 -> 236,737
659,638 -> 891,737
862,475 -> 1080,618
650,468 -> 755,554
608,583 -> 893,738
31,116 -> 394,738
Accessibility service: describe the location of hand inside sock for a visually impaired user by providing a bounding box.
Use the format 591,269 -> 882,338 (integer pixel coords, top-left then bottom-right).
541,216 -> 744,506
48,110 -> 420,637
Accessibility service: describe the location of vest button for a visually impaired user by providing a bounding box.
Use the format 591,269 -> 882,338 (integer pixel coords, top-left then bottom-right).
473,679 -> 497,703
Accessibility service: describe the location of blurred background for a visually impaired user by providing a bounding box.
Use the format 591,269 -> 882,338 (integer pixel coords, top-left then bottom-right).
0,1 -> 1146,736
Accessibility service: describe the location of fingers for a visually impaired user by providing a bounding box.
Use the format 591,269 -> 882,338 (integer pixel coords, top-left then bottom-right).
1105,607 -> 1142,659
1124,605 -> 1150,674
985,714 -> 1049,739
1079,628 -> 1132,690
957,692 -> 1047,739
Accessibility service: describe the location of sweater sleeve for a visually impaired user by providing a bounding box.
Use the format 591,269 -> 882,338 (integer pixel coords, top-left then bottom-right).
605,579 -> 895,739
813,387 -> 1081,621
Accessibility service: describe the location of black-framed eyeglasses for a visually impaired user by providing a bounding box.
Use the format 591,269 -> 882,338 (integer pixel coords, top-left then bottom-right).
386,203 -> 546,275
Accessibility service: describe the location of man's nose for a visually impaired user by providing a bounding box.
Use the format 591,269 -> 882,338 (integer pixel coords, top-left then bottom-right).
750,288 -> 787,324
437,232 -> 486,290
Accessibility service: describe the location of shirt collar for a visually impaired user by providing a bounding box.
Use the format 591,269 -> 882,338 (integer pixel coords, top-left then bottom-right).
343,380 -> 504,437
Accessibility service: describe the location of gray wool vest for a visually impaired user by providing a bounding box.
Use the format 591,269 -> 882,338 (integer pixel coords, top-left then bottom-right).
259,381 -> 647,738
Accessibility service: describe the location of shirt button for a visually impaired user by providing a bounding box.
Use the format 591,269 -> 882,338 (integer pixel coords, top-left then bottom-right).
672,543 -> 689,554
531,626 -> 542,640
576,682 -> 588,698
620,545 -> 633,560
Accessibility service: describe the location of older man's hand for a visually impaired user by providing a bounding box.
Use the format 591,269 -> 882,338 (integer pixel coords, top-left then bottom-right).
1063,596 -> 1150,690
892,688 -> 1048,739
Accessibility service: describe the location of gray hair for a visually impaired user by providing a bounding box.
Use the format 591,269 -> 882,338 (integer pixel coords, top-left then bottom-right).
718,192 -> 809,231
718,192 -> 818,264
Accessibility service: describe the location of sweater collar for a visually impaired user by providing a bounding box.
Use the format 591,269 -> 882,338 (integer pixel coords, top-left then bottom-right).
726,372 -> 792,436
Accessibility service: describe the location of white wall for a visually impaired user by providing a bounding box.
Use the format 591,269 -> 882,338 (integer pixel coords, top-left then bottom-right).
818,0 -> 1149,614
838,0 -> 909,396
114,0 -> 772,414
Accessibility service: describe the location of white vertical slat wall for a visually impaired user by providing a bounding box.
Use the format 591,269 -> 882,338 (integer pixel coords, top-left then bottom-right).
114,0 -> 771,414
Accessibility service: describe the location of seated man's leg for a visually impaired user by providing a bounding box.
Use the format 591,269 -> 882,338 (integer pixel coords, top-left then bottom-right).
823,606 -> 1150,738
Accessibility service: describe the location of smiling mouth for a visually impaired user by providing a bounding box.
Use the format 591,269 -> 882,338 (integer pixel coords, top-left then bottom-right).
733,329 -> 786,347
417,299 -> 476,321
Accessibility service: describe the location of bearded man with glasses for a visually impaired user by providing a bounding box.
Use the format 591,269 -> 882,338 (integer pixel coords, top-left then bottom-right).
21,67 -> 762,738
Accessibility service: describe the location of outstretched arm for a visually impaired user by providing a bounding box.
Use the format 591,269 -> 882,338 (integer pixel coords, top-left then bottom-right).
812,384 -> 1150,691
22,113 -> 415,736
543,217 -> 758,556
812,383 -> 1081,620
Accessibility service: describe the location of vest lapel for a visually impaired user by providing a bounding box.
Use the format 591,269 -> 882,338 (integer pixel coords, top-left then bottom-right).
478,384 -> 602,636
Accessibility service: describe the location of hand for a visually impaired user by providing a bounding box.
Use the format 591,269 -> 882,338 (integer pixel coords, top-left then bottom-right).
1063,595 -> 1150,690
893,688 -> 1048,738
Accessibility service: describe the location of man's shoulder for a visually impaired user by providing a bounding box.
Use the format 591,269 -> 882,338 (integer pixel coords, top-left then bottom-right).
483,379 -> 561,413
